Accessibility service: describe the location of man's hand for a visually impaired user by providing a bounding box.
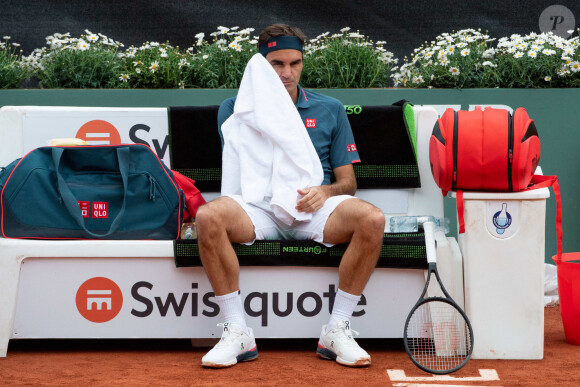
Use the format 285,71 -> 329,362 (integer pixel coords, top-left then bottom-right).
296,186 -> 328,213
295,164 -> 357,213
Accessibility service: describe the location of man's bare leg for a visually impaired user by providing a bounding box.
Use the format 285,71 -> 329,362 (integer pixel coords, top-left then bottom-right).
323,198 -> 385,294
197,197 -> 259,368
195,196 -> 255,296
316,198 -> 384,367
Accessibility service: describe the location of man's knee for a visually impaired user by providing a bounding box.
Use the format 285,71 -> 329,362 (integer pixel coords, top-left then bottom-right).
363,205 -> 386,239
195,200 -> 228,237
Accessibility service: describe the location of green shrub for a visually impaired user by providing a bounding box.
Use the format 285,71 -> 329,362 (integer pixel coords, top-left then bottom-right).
118,41 -> 187,88
26,31 -> 124,88
0,36 -> 29,88
182,26 -> 258,88
301,28 -> 397,88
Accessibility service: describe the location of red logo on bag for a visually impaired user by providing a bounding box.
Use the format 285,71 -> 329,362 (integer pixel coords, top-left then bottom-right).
92,202 -> 109,218
347,144 -> 357,152
306,118 -> 317,128
78,201 -> 90,218
76,277 -> 123,323
76,120 -> 122,145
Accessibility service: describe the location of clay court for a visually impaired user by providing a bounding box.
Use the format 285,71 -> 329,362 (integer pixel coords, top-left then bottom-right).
0,306 -> 578,386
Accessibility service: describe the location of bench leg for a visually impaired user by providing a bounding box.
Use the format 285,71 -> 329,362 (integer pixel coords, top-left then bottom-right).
0,246 -> 23,357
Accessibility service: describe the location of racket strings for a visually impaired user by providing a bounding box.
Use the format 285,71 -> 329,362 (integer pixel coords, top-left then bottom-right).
406,300 -> 472,373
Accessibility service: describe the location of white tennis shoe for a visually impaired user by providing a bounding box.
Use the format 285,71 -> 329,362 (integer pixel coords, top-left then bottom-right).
316,320 -> 371,367
201,322 -> 258,368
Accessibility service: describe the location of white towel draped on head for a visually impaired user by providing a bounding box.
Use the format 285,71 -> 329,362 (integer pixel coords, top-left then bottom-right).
221,53 -> 324,225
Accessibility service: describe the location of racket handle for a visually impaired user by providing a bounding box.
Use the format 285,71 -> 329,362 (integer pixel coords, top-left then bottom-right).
423,221 -> 437,264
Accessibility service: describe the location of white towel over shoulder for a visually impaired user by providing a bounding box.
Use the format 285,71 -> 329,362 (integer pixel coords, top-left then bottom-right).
221,53 -> 323,225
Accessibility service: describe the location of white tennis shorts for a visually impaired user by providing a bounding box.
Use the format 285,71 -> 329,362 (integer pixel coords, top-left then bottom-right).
227,194 -> 355,247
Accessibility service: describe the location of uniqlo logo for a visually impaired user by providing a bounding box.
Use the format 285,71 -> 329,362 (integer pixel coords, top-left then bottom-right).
92,202 -> 109,218
78,201 -> 90,218
268,41 -> 277,48
305,118 -> 317,128
347,144 -> 357,152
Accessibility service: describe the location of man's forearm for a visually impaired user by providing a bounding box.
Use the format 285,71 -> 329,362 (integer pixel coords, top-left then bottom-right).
320,174 -> 357,197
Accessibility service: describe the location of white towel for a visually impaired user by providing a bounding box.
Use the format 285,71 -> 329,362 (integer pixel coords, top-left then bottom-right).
221,53 -> 324,225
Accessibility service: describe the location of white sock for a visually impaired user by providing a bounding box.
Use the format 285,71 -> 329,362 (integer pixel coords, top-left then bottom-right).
326,288 -> 361,333
215,290 -> 249,334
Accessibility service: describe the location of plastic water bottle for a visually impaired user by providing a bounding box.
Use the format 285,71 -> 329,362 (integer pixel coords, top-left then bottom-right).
387,215 -> 449,234
389,216 -> 419,233
180,222 -> 197,239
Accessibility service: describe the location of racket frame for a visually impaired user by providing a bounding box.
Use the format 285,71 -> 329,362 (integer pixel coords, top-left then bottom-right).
403,221 -> 474,374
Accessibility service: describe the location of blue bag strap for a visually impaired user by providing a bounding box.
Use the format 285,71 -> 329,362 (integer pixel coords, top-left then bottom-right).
51,146 -> 130,238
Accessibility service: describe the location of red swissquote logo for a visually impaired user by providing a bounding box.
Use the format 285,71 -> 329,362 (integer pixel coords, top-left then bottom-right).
76,277 -> 123,323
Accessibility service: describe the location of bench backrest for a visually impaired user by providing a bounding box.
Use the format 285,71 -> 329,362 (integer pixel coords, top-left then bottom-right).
0,104 -> 442,219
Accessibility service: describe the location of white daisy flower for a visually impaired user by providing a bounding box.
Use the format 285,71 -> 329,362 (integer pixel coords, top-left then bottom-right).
149,61 -> 159,73
202,54 -> 209,59
179,81 -> 185,89
449,67 -> 460,75
340,27 -> 351,33
461,48 -> 470,56
528,50 -> 537,58
135,68 -> 141,74
570,62 -> 580,72
544,76 -> 551,81
87,34 -> 99,43
513,51 -> 524,58
446,46 -> 455,54
76,39 -> 89,51
413,75 -> 424,84
482,49 -> 496,58
119,74 -> 130,82
3,36 -> 11,40
195,32 -> 205,39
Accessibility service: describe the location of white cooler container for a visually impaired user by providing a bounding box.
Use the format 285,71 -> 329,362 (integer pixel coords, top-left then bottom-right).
452,186 -> 550,359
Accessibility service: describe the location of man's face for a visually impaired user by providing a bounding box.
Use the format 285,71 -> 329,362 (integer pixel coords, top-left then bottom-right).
265,49 -> 303,102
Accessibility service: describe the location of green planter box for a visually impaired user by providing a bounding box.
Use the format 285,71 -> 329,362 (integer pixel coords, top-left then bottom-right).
0,88 -> 578,263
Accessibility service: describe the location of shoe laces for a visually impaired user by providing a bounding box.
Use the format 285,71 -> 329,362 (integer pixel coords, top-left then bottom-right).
331,320 -> 360,347
213,322 -> 243,348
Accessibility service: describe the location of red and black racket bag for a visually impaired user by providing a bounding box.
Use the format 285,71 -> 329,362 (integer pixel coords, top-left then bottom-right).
429,106 -> 542,232
430,106 -> 541,195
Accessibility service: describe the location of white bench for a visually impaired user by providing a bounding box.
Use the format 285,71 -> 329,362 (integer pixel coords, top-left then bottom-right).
0,105 -> 463,357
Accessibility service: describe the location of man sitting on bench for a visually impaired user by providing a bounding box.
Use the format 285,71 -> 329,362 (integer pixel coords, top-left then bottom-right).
196,23 -> 385,368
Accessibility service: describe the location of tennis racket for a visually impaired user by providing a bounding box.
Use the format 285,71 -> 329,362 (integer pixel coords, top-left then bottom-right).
403,221 -> 473,374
